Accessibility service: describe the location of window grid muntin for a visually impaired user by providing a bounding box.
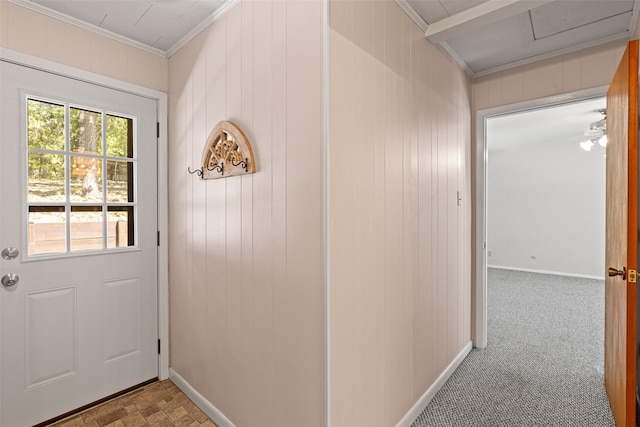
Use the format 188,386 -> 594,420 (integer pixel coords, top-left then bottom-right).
25,95 -> 138,258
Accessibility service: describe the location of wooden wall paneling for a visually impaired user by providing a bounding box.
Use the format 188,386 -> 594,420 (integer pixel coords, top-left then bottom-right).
471,39 -> 626,111
251,1 -> 274,424
7,6 -> 49,64
167,1 -> 324,426
0,1 -> 7,47
580,42 -> 618,90
428,44 -> 440,390
459,76 -> 471,351
329,28 -> 354,427
436,91 -> 448,372
561,51 -> 582,94
168,50 -> 188,378
500,69 -> 524,106
270,0 -> 288,423
285,2 -> 324,425
353,7 -> 378,421
46,17 -> 91,71
447,101 -> 459,363
383,4 -> 403,423
184,58 -> 196,384
372,1 -> 386,422
327,1 -> 471,424
240,2 -> 254,425
400,12 -> 414,417
356,45 -> 378,427
189,32 -> 208,395
223,4 -> 244,421
353,9 -> 367,424
521,57 -> 562,100
200,18 -> 230,412
203,18 -> 228,409
89,35 -> 129,85
407,23 -> 421,405
416,36 -> 435,398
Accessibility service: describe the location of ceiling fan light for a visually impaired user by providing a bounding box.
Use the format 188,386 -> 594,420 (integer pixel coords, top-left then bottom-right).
580,140 -> 594,151
598,134 -> 607,147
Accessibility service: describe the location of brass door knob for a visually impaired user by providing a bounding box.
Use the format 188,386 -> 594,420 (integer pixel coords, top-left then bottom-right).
608,267 -> 626,279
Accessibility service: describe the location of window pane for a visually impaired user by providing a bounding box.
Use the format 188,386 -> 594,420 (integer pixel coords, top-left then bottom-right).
108,207 -> 134,248
70,156 -> 103,202
70,206 -> 103,252
106,160 -> 133,202
70,108 -> 102,154
106,115 -> 133,158
28,152 -> 65,202
27,99 -> 65,151
28,206 -> 66,255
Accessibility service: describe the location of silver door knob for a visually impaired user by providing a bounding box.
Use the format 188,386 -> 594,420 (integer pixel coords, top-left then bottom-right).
1,273 -> 18,287
1,247 -> 18,260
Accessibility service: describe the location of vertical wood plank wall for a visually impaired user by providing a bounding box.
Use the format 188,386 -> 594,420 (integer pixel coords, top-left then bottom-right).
473,39 -> 627,111
168,2 -> 324,427
329,1 -> 472,425
0,2 -> 168,92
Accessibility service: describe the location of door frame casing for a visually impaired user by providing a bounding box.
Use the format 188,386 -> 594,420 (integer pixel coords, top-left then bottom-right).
472,85 -> 609,348
0,48 -> 170,387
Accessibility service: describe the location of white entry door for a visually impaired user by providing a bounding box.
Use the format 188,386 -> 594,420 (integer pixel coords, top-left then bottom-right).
0,61 -> 158,427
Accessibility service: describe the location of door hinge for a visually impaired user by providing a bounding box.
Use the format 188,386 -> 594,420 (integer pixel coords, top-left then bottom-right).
157,122 -> 160,138
630,269 -> 637,283
158,339 -> 161,354
157,231 -> 160,246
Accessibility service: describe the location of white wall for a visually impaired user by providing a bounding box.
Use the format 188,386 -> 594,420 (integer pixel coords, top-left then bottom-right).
487,140 -> 605,278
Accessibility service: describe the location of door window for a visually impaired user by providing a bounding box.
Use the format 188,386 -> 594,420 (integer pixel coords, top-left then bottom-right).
26,97 -> 136,256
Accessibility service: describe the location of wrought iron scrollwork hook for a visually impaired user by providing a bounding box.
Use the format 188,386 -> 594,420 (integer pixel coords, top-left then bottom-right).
188,167 -> 203,176
231,158 -> 249,172
207,163 -> 223,174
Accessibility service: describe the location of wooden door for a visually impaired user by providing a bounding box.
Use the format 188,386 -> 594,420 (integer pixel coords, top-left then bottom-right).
0,61 -> 159,426
605,39 -> 638,427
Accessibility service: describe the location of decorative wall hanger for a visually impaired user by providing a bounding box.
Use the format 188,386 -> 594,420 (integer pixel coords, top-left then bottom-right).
188,120 -> 256,179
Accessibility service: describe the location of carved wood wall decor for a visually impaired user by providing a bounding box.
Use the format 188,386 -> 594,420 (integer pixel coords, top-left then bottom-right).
190,120 -> 256,179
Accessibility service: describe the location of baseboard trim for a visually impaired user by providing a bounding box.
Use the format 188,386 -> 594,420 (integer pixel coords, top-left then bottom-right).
487,265 -> 604,281
396,341 -> 473,427
169,368 -> 235,427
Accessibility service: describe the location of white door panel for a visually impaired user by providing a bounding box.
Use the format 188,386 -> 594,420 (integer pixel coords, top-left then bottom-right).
0,61 -> 158,427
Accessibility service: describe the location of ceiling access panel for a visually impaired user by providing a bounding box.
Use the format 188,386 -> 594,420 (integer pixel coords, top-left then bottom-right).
529,0 -> 634,39
448,10 -> 632,74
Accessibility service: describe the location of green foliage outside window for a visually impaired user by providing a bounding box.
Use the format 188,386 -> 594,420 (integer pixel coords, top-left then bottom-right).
27,99 -> 131,183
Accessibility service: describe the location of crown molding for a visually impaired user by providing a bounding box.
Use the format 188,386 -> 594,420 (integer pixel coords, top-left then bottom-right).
6,0 -> 239,59
166,0 -> 238,57
7,0 -> 166,57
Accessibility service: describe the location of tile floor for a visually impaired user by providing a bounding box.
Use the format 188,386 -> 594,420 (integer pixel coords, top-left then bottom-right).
46,380 -> 217,427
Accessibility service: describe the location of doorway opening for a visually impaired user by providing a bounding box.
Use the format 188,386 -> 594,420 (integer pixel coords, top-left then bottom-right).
473,86 -> 609,348
485,97 -> 607,280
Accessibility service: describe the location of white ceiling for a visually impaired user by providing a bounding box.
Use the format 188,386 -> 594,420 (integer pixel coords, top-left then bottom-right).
403,0 -> 639,76
487,97 -> 607,151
